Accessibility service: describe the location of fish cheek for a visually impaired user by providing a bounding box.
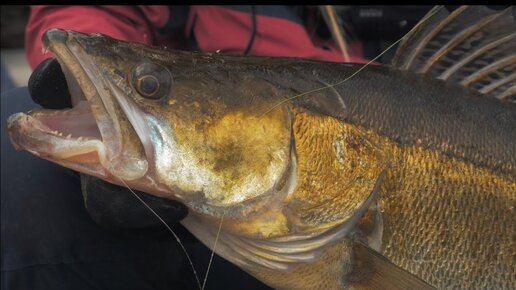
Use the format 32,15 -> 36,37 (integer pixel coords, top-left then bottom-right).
209,109 -> 289,183
166,103 -> 292,206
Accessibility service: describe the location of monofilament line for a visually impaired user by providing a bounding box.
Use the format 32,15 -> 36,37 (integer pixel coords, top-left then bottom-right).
115,176 -> 202,290
201,211 -> 225,290
260,6 -> 442,118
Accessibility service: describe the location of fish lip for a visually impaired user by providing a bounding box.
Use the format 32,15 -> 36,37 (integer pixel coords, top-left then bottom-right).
42,28 -> 68,52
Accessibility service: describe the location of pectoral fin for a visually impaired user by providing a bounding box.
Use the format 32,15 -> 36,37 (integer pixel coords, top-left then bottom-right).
347,241 -> 437,290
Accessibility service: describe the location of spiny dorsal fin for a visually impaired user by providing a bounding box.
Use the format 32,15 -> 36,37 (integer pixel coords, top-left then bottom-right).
392,5 -> 516,105
347,241 -> 437,290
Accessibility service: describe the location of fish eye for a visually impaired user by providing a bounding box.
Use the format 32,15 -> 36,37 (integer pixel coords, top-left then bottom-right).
136,75 -> 160,98
132,62 -> 172,100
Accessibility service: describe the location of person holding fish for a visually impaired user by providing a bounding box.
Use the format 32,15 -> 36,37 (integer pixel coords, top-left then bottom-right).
2,5 -> 370,290
3,4 -> 515,290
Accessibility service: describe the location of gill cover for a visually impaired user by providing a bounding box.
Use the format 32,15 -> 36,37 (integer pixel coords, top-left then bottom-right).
144,72 -> 293,211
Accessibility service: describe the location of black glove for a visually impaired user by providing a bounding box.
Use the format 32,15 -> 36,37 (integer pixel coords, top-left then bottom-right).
29,57 -> 72,109
29,58 -> 191,236
80,174 -> 192,238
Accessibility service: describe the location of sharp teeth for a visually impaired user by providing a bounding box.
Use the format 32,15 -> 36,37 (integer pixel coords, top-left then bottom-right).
77,137 -> 83,141
66,134 -> 72,139
58,132 -> 63,136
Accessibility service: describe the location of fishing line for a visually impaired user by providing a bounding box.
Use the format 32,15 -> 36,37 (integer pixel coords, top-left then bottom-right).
244,5 -> 257,55
201,211 -> 225,290
114,176 -> 203,290
260,6 -> 443,117
102,7 -> 442,290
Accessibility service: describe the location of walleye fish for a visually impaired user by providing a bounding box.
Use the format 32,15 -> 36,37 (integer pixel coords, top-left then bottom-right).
7,5 -> 516,290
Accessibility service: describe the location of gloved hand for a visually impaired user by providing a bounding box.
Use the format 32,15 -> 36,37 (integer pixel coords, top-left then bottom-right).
80,174 -> 190,235
29,58 -> 191,235
29,57 -> 72,109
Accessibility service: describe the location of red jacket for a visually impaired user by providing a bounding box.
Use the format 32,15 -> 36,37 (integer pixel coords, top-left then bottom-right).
26,5 -> 368,69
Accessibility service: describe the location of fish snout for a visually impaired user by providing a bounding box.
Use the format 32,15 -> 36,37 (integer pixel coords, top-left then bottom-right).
42,28 -> 69,50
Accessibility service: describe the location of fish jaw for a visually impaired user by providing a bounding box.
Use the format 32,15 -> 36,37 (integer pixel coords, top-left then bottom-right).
7,29 -> 150,184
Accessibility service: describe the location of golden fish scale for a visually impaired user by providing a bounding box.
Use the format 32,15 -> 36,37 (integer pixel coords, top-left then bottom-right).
286,108 -> 384,230
261,107 -> 515,289
381,143 -> 515,289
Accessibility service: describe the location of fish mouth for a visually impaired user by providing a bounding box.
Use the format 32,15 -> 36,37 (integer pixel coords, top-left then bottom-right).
7,102 -> 107,176
7,29 -> 148,181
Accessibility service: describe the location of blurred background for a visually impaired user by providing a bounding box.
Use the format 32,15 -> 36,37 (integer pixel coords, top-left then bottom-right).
1,5 -> 31,92
1,5 -> 437,94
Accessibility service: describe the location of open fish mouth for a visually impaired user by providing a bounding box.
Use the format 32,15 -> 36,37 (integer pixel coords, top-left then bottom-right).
7,101 -> 106,175
7,29 -> 148,180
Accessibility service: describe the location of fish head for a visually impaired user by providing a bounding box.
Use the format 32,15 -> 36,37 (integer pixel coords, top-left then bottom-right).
7,29 -> 293,217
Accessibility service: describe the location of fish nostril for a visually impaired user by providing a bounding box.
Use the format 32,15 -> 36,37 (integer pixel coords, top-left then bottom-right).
42,28 -> 69,48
